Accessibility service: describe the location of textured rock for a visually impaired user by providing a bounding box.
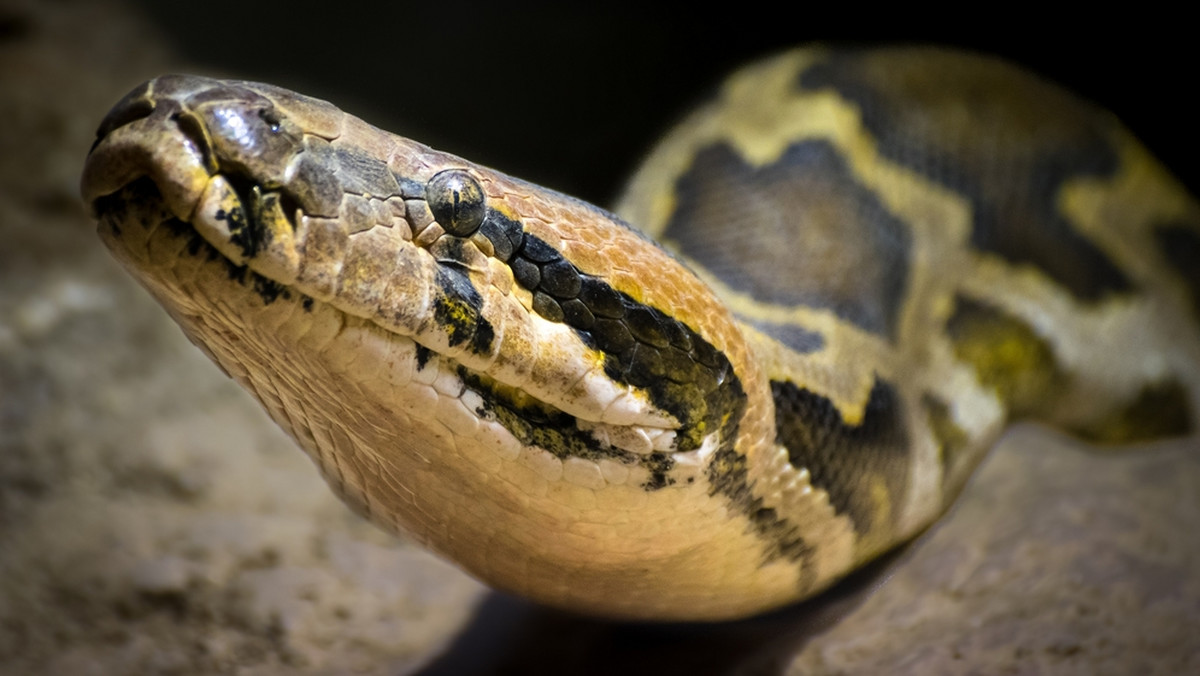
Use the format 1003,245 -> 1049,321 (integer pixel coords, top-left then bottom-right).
783,430 -> 1200,675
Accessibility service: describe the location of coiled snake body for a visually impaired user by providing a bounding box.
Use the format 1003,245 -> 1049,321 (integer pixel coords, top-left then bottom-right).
81,47 -> 1200,620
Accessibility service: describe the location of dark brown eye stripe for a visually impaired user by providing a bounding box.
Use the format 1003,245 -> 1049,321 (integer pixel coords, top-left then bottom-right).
500,218 -> 743,453
772,378 -> 910,536
478,210 -> 524,262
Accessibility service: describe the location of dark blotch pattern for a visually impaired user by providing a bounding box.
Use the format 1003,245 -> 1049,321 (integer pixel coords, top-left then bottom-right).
772,378 -> 909,535
946,295 -> 1064,417
96,178 -> 291,309
432,267 -> 495,356
414,344 -> 432,371
1155,221 -> 1200,322
798,48 -> 1131,302
251,274 -> 287,305
469,213 -> 820,570
743,317 -> 825,354
430,236 -> 472,269
505,224 -> 743,452
222,261 -> 291,306
1071,379 -> 1193,443
512,258 -> 540,288
217,174 -> 271,260
664,141 -> 911,340
478,210 -> 524,262
707,446 -> 816,578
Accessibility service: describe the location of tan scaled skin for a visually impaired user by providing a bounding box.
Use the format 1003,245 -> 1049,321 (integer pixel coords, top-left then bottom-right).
82,48 -> 1200,621
82,74 -> 804,620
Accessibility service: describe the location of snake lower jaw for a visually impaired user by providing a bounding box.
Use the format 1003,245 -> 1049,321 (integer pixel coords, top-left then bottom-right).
89,190 -> 763,621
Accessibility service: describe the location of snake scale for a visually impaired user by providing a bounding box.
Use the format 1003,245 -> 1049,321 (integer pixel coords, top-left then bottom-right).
81,47 -> 1200,621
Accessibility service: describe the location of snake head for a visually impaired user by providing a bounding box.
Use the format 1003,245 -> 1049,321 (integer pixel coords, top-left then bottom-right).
81,74 -> 757,453
82,75 -> 772,619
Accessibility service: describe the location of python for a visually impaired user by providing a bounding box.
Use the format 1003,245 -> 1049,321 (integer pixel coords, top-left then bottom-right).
81,47 -> 1200,621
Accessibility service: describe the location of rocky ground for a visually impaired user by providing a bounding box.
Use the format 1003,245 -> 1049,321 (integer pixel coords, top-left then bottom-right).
1,2 -> 1197,674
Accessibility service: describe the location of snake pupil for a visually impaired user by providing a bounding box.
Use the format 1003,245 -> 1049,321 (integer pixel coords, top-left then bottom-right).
257,107 -> 281,133
427,168 -> 486,236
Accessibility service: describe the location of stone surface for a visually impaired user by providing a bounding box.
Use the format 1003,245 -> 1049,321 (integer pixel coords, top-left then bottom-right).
783,430 -> 1200,675
1,2 -> 1197,674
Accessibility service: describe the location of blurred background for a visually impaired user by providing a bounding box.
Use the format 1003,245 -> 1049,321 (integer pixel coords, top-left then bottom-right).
131,2 -> 1197,205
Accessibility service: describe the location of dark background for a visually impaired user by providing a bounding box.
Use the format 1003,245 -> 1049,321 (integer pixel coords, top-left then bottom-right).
130,3 -> 1195,207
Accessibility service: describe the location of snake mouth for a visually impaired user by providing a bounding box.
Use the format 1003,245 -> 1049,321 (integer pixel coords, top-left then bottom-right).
89,172 -> 688,484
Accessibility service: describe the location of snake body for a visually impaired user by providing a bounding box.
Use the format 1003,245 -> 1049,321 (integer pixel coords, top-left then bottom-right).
81,47 -> 1200,621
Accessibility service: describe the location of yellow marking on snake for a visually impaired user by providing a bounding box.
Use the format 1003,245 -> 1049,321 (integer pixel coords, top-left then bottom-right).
80,47 -> 1200,621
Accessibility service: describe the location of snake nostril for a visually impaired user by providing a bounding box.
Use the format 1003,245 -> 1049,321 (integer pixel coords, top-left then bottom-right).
257,107 -> 282,133
90,94 -> 155,153
171,110 -> 217,174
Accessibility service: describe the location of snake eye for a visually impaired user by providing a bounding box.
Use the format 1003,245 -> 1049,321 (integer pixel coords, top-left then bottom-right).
426,169 -> 486,236
257,107 -> 282,133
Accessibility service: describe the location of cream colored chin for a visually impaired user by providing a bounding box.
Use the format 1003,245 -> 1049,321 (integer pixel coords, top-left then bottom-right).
98,200 -> 795,621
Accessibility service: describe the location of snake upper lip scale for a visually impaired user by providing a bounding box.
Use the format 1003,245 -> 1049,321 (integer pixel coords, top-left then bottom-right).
81,48 -> 1200,621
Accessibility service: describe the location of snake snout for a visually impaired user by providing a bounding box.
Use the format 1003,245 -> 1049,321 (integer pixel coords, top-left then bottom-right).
83,75 -> 314,216
89,81 -> 156,154
82,75 -> 227,221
